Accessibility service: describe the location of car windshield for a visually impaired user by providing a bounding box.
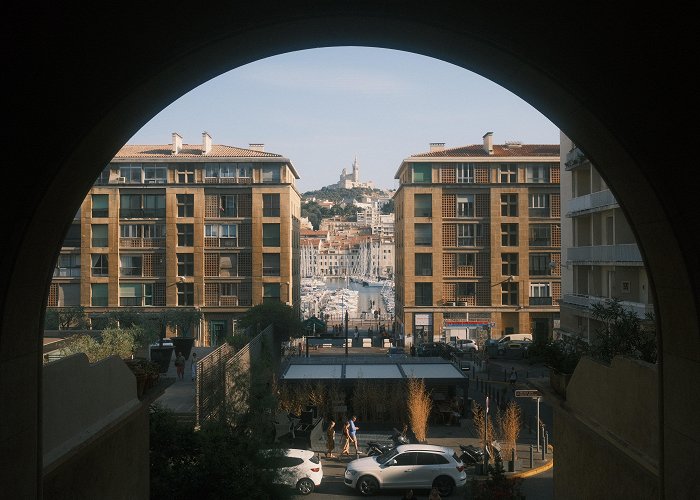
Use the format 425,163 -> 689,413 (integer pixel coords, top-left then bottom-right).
376,448 -> 400,465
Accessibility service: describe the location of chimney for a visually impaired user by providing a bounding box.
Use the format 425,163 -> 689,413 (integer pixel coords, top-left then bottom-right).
429,142 -> 445,152
249,143 -> 265,152
482,132 -> 493,155
202,131 -> 212,154
171,132 -> 182,155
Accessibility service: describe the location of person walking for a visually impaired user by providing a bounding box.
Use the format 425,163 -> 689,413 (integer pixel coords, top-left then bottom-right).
348,415 -> 360,454
341,419 -> 351,456
509,366 -> 517,387
428,486 -> 442,499
174,351 -> 186,380
191,351 -> 197,381
325,419 -> 336,458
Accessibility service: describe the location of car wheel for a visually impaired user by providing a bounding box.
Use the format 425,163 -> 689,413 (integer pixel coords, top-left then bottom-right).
357,475 -> 379,496
296,478 -> 315,495
433,475 -> 454,496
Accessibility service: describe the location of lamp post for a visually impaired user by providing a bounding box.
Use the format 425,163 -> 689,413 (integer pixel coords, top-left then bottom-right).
345,310 -> 349,357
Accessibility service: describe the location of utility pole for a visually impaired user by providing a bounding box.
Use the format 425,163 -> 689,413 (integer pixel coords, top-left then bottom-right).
345,310 -> 349,357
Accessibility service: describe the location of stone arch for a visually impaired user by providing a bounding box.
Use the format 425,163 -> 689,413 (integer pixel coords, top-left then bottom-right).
4,4 -> 697,498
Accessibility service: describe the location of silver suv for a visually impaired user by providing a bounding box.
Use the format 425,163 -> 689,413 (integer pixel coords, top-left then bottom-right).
344,443 -> 466,496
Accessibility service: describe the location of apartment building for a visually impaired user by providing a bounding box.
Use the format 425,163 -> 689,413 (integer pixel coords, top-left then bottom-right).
558,132 -> 653,341
49,132 -> 301,346
393,132 -> 560,347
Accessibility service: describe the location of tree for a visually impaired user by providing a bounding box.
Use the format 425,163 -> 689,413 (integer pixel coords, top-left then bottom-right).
237,301 -> 304,341
380,199 -> 394,214
589,298 -> 657,364
45,306 -> 89,330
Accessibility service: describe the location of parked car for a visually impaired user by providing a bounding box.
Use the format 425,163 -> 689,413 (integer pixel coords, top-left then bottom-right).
344,443 -> 467,496
259,448 -> 323,495
386,346 -> 407,358
456,339 -> 478,352
417,341 -> 467,360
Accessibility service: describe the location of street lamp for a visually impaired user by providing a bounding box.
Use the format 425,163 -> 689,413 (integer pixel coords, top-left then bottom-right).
344,310 -> 349,357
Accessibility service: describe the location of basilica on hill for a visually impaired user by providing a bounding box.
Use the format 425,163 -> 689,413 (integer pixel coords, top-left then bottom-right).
337,157 -> 374,189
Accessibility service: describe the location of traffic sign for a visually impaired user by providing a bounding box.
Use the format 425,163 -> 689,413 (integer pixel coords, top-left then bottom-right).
515,389 -> 541,398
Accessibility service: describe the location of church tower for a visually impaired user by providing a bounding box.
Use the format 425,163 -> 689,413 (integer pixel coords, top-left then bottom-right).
352,156 -> 359,182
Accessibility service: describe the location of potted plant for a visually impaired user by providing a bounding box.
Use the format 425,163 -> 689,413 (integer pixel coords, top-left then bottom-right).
544,335 -> 589,398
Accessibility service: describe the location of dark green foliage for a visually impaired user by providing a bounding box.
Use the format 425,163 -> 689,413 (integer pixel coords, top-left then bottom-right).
589,299 -> 657,364
149,404 -> 291,499
236,301 -> 304,339
380,198 -> 394,214
544,335 -> 590,374
45,306 -> 89,330
470,454 -> 524,499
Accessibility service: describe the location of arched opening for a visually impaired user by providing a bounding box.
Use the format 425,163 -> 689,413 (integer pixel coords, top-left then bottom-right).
4,5 -> 697,499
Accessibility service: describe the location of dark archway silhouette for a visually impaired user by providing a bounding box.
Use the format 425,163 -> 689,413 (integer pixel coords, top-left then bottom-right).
4,3 -> 697,498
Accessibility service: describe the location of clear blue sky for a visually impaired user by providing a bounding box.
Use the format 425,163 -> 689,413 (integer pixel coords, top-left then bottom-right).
129,47 -> 559,193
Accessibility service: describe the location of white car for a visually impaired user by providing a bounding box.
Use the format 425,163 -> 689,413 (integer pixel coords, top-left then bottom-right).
260,448 -> 323,495
344,443 -> 466,496
457,339 -> 478,351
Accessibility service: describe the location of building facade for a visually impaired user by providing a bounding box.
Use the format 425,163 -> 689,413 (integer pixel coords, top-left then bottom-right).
49,132 -> 301,346
393,133 -> 561,347
558,132 -> 653,341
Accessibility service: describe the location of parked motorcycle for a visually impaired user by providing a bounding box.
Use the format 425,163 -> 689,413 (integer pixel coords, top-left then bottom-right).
459,444 -> 485,465
365,428 -> 409,456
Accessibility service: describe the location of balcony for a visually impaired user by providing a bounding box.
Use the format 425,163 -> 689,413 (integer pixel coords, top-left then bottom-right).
566,189 -> 617,216
561,293 -> 653,318
564,146 -> 588,170
529,296 -> 553,306
566,244 -> 643,264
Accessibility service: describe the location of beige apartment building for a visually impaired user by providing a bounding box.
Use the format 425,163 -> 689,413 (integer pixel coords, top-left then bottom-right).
48,132 -> 301,346
393,132 -> 561,347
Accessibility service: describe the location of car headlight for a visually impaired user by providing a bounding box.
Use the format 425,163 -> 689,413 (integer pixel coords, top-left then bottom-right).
345,469 -> 358,477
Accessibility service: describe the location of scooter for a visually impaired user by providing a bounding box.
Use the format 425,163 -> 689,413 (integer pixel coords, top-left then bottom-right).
459,443 -> 486,465
365,428 -> 409,456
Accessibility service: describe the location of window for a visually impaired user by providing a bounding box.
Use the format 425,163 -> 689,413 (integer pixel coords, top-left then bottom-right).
263,223 -> 280,246
261,165 -> 281,183
144,284 -> 157,306
526,165 -> 550,183
414,224 -> 432,246
205,224 -> 239,247
143,165 -> 167,184
456,282 -> 476,299
502,253 -> 518,276
457,223 -> 480,247
414,194 -> 432,217
501,194 -> 517,217
218,194 -> 238,217
91,224 -> 108,248
530,282 -> 551,297
501,282 -> 518,305
119,194 -> 166,218
91,283 -> 108,307
177,223 -> 194,246
415,253 -> 432,276
456,163 -> 474,183
529,253 -> 551,275
54,254 -> 80,277
263,253 -> 281,276
177,253 -> 194,277
501,223 -> 518,246
91,254 -> 108,276
457,195 -> 474,217
263,193 -> 280,217
95,166 -> 110,185
412,164 -> 432,183
177,283 -> 194,306
120,255 -> 142,276
529,193 -> 550,217
176,165 -> 194,183
92,194 -> 108,217
63,223 -> 81,246
415,283 -> 433,306
119,283 -> 143,306
529,224 -> 551,246
263,283 -> 281,303
416,452 -> 449,465
457,253 -> 475,267
120,164 -> 142,183
499,164 -> 517,183
177,194 -> 194,217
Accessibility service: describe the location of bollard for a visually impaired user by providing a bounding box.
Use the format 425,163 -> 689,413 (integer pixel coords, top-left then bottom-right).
504,368 -> 507,382
545,431 -> 549,454
529,445 -> 534,468
541,440 -> 546,460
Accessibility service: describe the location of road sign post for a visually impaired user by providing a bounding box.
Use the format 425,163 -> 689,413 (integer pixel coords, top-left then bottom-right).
515,390 -> 542,451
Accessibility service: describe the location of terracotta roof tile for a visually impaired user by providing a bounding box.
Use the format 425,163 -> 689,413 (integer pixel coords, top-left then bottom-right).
411,143 -> 559,158
115,143 -> 283,159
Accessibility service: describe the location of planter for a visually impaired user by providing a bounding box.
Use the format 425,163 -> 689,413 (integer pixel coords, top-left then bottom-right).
135,372 -> 147,399
171,336 -> 195,360
549,369 -> 572,398
150,346 -> 174,373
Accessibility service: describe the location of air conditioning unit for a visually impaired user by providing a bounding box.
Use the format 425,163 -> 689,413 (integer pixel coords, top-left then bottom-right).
116,176 -> 126,183
445,301 -> 456,307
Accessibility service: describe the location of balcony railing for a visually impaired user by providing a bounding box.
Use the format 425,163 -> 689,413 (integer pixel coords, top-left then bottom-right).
566,189 -> 617,216
561,293 -> 653,318
529,296 -> 553,306
564,146 -> 588,170
567,244 -> 643,264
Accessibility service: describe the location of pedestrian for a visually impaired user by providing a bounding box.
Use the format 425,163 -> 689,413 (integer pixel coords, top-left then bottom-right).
410,344 -> 416,357
401,489 -> 415,499
509,366 -> 517,387
174,351 -> 185,380
341,418 -> 351,455
325,419 -> 336,458
354,325 -> 359,339
191,351 -> 197,381
348,415 -> 360,454
428,486 -> 441,499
